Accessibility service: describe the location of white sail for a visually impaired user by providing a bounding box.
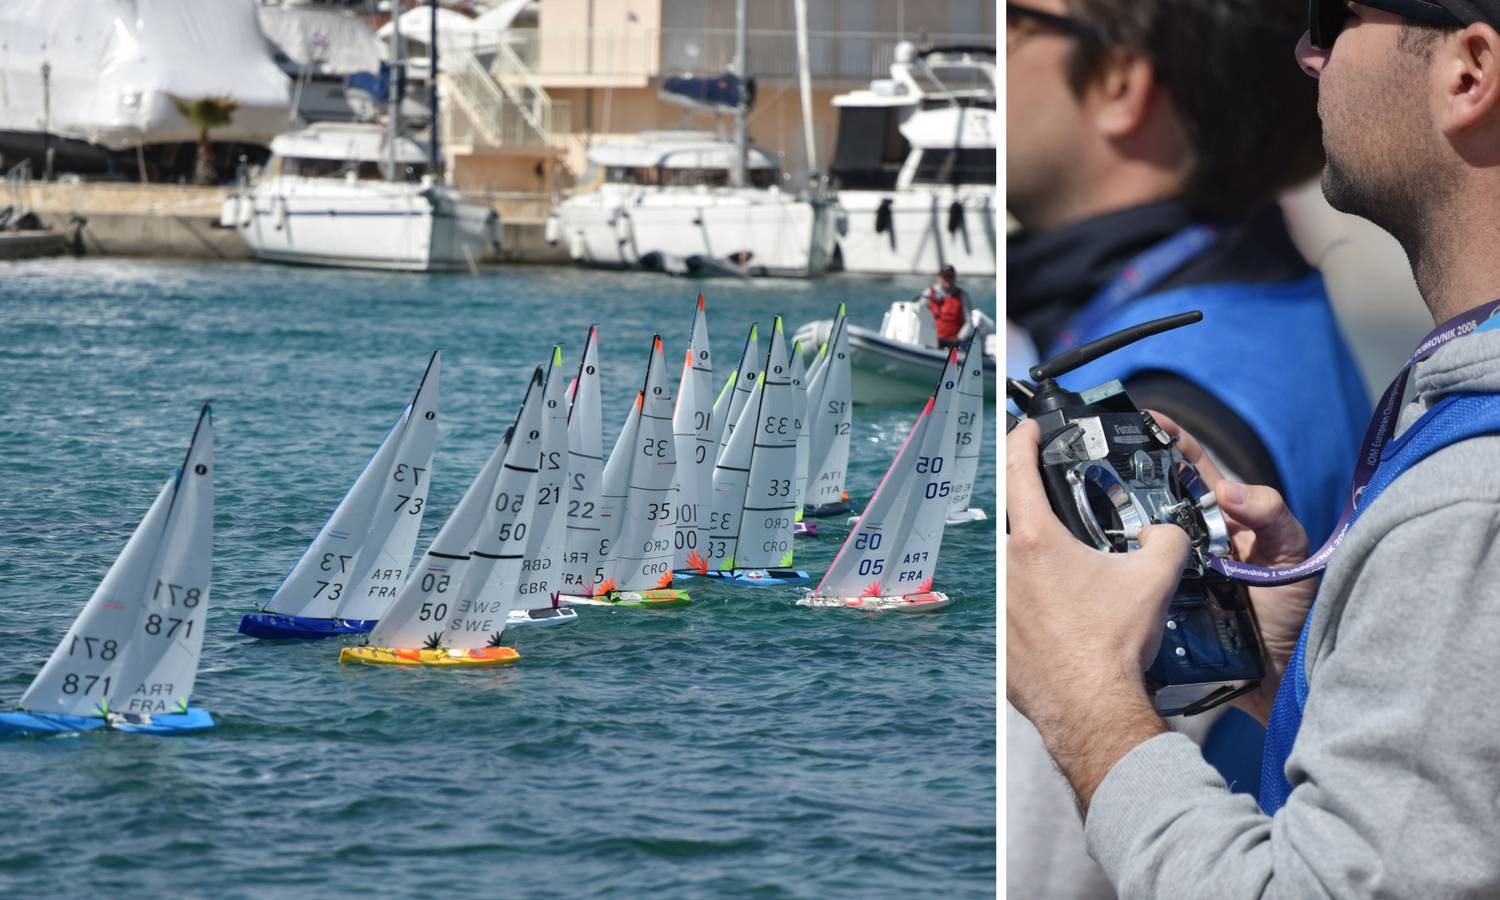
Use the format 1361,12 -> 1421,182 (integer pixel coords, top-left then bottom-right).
21,405 -> 214,718
713,323 -> 760,462
947,340 -> 985,517
592,391 -> 642,592
265,351 -> 440,620
815,349 -> 961,599
368,386 -> 525,649
435,367 -> 548,648
805,306 -> 852,509
519,345 -> 569,610
733,317 -> 799,569
337,352 -> 442,619
705,359 -> 762,572
790,342 -> 810,524
607,337 -> 678,592
561,326 -> 605,596
672,296 -> 715,573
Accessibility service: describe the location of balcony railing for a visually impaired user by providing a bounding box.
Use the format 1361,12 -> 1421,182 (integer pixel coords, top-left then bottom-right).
440,28 -> 993,82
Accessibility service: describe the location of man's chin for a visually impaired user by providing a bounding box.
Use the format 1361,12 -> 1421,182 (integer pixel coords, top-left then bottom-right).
1320,164 -> 1371,221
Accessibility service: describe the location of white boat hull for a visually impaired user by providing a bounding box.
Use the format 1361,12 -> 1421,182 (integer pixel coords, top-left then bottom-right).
834,187 -> 997,277
549,187 -> 839,278
795,320 -> 996,405
505,607 -> 579,628
797,591 -> 953,613
224,178 -> 500,272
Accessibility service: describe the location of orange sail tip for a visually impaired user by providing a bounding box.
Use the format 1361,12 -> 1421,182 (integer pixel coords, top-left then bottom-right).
655,571 -> 674,588
654,336 -> 663,352
636,392 -> 644,410
697,293 -> 705,310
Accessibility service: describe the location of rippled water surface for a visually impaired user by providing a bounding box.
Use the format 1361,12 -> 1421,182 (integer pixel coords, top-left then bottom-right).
0,259 -> 996,898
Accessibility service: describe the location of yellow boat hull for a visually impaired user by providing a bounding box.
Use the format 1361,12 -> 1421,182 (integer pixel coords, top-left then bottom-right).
338,646 -> 521,667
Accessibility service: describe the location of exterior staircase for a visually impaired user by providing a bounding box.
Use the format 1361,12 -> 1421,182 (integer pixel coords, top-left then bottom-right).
447,44 -> 571,154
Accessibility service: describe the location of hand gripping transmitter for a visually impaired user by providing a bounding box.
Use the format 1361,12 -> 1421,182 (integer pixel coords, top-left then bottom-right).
1007,312 -> 1265,716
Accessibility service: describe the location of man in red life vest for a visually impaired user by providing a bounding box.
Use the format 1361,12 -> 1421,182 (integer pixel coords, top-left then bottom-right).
922,264 -> 970,347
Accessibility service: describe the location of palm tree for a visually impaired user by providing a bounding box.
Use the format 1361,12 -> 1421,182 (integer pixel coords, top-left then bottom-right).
169,95 -> 238,185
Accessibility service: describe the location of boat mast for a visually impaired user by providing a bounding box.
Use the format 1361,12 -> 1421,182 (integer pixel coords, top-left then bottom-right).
387,1 -> 403,182
731,0 -> 748,189
793,0 -> 817,180
429,0 -> 440,175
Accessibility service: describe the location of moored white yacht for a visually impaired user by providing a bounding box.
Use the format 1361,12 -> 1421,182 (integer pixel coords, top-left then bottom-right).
544,129 -> 839,278
220,121 -> 499,272
828,43 -> 997,277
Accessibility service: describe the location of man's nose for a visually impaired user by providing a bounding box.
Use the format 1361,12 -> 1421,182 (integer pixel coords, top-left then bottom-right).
1295,30 -> 1327,78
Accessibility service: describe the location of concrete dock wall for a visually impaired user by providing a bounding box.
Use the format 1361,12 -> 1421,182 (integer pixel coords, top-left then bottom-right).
0,231 -> 68,260
19,182 -> 567,265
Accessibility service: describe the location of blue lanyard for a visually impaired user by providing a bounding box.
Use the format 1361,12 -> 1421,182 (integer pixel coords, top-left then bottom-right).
1210,300 -> 1500,586
1049,224 -> 1220,354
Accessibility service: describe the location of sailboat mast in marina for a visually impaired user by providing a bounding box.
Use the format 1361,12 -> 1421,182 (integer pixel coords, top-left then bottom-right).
240,352 -> 441,640
2,405 -> 216,737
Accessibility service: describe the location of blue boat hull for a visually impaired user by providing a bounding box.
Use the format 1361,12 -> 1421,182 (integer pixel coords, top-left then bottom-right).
0,707 -> 214,737
238,613 -> 376,640
680,568 -> 810,587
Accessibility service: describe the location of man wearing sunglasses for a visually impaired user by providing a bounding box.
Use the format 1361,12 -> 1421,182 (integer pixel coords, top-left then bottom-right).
1007,1 -> 1369,895
1009,2 -> 1500,896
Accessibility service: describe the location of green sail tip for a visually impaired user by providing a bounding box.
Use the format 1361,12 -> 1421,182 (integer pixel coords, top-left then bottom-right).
552,345 -> 564,366
773,315 -> 783,332
837,302 -> 846,317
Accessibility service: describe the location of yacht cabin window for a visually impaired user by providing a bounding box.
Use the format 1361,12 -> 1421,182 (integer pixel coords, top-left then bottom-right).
279,156 -> 429,181
911,148 -> 995,186
604,166 -> 779,189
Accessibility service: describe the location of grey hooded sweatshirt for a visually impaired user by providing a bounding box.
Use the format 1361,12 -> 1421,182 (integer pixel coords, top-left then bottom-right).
1083,327 -> 1500,898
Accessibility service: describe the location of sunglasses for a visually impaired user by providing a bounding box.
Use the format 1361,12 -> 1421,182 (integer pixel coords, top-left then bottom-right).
1309,0 -> 1462,50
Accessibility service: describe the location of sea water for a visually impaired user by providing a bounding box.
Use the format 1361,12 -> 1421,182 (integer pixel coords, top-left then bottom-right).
0,259 -> 996,897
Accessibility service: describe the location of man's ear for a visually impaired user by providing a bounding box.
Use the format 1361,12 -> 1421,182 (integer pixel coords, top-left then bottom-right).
1089,51 -> 1158,138
1439,23 -> 1500,138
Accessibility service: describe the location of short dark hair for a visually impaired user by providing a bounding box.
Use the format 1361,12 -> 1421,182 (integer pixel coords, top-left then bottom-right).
1064,0 -> 1323,219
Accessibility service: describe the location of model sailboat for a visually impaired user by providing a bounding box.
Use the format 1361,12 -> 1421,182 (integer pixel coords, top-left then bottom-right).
562,336 -> 692,608
672,296 -> 715,577
789,341 -> 817,537
343,366 -> 549,666
240,352 -> 441,639
695,316 -> 809,586
803,305 -> 853,517
946,338 -> 989,525
712,323 -> 760,462
799,343 -> 967,612
561,325 -> 606,599
507,345 -> 580,627
2,405 -> 216,736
